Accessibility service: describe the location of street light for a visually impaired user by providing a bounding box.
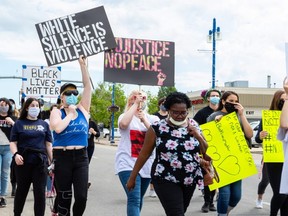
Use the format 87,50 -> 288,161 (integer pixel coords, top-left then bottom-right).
107,83 -> 119,144
207,18 -> 221,89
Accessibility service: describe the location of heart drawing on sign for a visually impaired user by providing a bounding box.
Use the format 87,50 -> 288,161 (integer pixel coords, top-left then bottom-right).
208,146 -> 221,161
217,155 -> 240,175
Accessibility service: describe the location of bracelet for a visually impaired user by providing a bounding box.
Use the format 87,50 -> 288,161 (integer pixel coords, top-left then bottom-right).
13,152 -> 20,158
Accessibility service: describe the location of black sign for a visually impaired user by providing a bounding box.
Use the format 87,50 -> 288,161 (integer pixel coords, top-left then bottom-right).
104,37 -> 175,86
35,6 -> 116,66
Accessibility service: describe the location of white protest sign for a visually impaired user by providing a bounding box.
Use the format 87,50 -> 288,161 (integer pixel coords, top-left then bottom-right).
22,65 -> 61,98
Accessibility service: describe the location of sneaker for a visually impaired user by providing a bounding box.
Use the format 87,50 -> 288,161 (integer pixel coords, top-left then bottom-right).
201,202 -> 209,213
256,199 -> 263,209
209,203 -> 217,211
148,189 -> 157,198
0,197 -> 7,208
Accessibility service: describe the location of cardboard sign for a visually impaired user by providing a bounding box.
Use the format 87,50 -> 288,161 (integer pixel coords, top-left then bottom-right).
22,65 -> 61,98
35,6 -> 116,66
104,37 -> 175,86
262,110 -> 284,162
200,112 -> 257,190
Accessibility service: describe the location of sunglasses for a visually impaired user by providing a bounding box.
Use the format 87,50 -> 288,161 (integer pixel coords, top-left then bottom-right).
169,110 -> 189,117
63,90 -> 79,96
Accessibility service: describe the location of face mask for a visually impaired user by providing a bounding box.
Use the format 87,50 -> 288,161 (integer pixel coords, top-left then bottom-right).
278,99 -> 285,110
224,102 -> 237,113
0,105 -> 9,113
169,117 -> 187,126
160,105 -> 166,111
28,107 -> 40,118
11,105 -> 15,111
210,97 -> 220,105
66,95 -> 78,105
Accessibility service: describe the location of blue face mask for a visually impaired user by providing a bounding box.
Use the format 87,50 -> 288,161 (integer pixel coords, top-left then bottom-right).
210,97 -> 220,105
160,105 -> 166,111
66,95 -> 78,105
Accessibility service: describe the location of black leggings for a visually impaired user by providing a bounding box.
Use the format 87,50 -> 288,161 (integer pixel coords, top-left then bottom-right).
266,163 -> 288,216
53,148 -> 89,216
257,162 -> 270,195
152,180 -> 196,216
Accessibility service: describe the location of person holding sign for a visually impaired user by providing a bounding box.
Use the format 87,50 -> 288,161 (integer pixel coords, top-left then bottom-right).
194,89 -> 221,213
115,90 -> 159,216
126,92 -> 208,216
254,90 -> 287,213
276,79 -> 288,216
50,55 -> 92,216
207,91 -> 253,216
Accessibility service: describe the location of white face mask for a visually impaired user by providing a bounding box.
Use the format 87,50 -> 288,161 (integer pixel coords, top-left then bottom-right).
169,117 -> 187,126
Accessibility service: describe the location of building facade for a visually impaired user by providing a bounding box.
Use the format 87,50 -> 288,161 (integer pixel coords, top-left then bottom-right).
187,87 -> 282,122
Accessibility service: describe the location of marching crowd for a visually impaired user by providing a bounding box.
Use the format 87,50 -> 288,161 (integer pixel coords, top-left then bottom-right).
0,55 -> 288,216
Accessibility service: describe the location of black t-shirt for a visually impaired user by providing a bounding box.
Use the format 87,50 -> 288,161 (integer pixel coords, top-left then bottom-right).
193,106 -> 214,125
88,120 -> 100,147
0,115 -> 18,142
153,112 -> 168,120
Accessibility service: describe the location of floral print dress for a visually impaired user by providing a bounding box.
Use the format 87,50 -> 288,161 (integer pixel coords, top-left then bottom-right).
151,118 -> 204,189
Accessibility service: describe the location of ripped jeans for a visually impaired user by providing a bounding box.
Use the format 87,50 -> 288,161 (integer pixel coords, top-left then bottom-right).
53,148 -> 89,216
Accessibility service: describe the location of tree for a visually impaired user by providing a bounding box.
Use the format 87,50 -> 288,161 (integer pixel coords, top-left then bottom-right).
147,91 -> 158,114
157,86 -> 177,99
90,82 -> 126,128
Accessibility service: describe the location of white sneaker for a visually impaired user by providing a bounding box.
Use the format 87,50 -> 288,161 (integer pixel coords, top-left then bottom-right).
149,189 -> 157,198
256,199 -> 263,209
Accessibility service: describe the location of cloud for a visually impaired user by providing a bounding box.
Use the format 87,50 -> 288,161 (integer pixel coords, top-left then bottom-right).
1,0 -> 288,105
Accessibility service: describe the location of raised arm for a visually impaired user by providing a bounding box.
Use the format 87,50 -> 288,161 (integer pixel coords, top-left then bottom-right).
280,79 -> 288,128
78,55 -> 92,113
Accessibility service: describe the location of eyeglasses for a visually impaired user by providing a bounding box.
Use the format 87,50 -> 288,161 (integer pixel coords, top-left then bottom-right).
63,90 -> 79,96
169,110 -> 189,117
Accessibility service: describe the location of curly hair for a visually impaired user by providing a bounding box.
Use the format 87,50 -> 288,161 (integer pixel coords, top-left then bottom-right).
163,92 -> 191,110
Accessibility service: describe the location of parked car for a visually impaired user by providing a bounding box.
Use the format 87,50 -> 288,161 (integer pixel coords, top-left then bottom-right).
250,121 -> 261,148
110,128 -> 121,138
103,128 -> 110,138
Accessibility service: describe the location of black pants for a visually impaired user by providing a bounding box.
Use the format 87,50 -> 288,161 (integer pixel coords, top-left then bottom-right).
152,180 -> 196,216
14,162 -> 47,216
203,185 -> 216,204
266,162 -> 288,216
257,162 -> 270,195
53,148 -> 89,216
87,144 -> 95,163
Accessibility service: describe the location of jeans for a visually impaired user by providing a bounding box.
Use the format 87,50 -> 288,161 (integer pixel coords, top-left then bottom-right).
118,171 -> 151,216
0,145 -> 12,196
14,161 -> 47,216
153,179 -> 196,216
217,180 -> 242,214
53,148 -> 89,216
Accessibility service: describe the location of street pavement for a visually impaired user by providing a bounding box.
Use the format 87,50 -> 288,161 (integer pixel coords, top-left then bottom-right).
1,138 -> 272,216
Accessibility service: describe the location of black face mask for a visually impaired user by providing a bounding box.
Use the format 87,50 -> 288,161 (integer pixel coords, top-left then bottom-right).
278,99 -> 285,110
224,102 -> 237,113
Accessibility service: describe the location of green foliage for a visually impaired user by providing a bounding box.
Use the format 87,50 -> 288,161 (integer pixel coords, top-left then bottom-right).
90,82 -> 126,128
157,86 -> 177,99
146,91 -> 158,114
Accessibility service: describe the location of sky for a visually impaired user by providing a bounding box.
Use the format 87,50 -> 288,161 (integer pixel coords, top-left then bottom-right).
1,0 -> 288,106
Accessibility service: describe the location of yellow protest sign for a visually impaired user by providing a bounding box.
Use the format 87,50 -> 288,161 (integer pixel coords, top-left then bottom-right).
262,110 -> 284,162
200,112 -> 257,190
